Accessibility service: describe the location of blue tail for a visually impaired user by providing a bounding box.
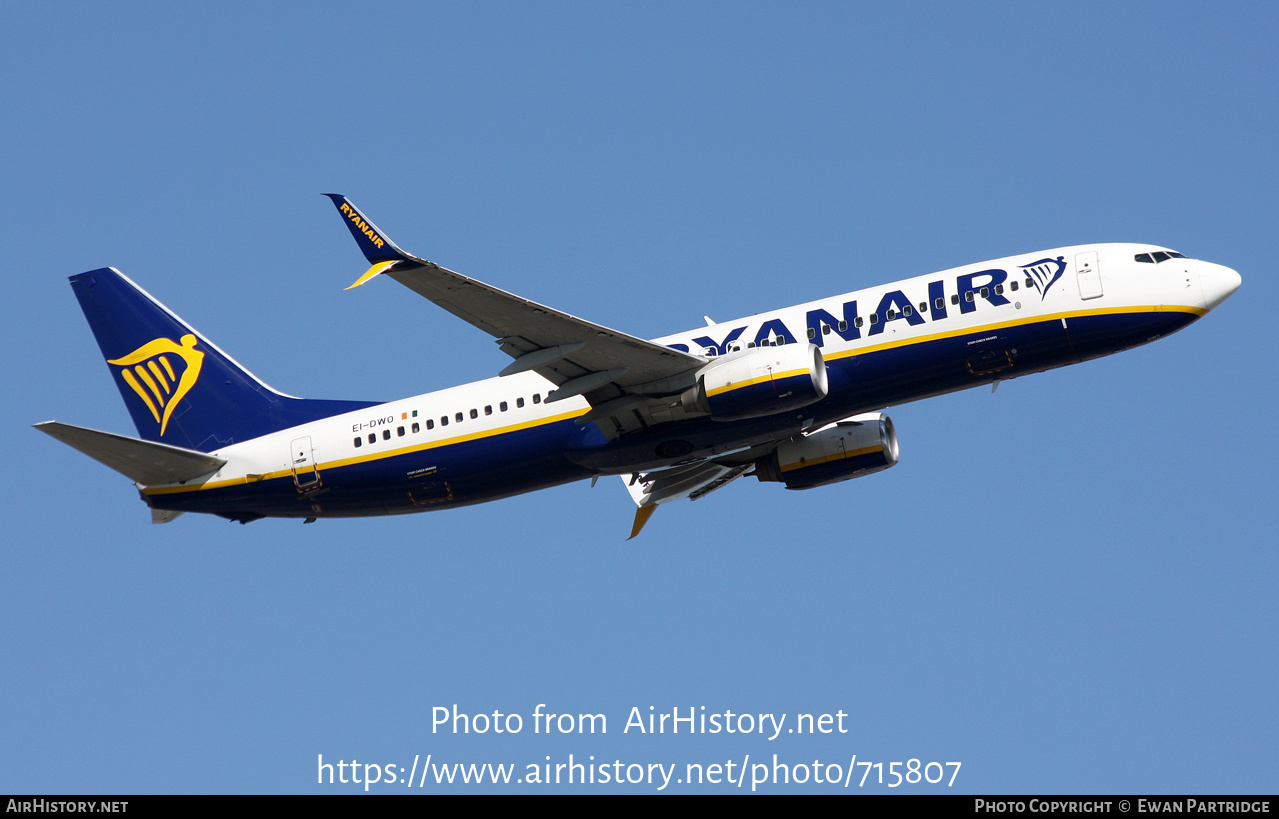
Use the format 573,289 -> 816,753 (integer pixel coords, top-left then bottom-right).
71,268 -> 378,452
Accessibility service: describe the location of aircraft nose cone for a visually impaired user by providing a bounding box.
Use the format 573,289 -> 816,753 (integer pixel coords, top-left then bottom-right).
1200,261 -> 1242,310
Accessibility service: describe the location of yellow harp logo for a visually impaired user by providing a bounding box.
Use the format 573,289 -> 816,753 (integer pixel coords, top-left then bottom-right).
108,334 -> 205,436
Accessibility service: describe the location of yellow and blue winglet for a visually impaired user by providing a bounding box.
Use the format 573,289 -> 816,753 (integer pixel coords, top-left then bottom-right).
323,194 -> 419,289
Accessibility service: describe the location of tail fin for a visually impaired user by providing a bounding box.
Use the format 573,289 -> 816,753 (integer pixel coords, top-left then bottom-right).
70,268 -> 376,452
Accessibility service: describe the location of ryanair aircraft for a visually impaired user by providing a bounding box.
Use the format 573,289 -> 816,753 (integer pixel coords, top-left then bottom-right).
37,196 -> 1241,537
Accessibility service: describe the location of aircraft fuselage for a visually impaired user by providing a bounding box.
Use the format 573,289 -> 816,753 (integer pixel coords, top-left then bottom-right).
136,243 -> 1238,523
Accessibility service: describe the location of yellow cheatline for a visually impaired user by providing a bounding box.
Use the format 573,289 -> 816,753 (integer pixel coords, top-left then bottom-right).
628,505 -> 658,540
779,445 -> 881,473
144,407 -> 591,495
823,304 -> 1207,364
705,366 -> 810,398
345,260 -> 399,290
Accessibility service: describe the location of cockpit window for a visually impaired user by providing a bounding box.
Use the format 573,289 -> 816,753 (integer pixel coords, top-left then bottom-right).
1135,251 -> 1187,264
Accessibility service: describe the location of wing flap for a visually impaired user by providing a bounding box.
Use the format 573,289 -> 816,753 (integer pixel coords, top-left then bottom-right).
621,460 -> 754,539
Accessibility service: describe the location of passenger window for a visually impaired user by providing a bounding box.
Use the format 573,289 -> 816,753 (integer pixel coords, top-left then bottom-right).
935,297 -> 945,309
455,412 -> 463,423
485,405 -> 492,416
951,295 -> 959,305
838,320 -> 848,332
854,317 -> 863,328
807,327 -> 817,339
412,422 -> 420,433
919,302 -> 927,312
427,419 -> 434,430
869,313 -> 879,325
994,284 -> 1004,295
903,305 -> 912,317
979,287 -> 989,298
517,397 -> 525,408
382,430 -> 391,440
533,394 -> 541,404
368,434 -> 375,444
397,426 -> 405,436
965,292 -> 974,302
500,401 -> 508,412
886,309 -> 897,320
440,416 -> 448,426
1024,277 -> 1033,288
354,437 -> 362,448
470,408 -> 478,419
822,325 -> 830,335
1010,280 -> 1018,291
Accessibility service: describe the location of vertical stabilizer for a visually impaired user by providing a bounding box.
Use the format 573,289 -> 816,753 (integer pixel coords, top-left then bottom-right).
70,268 -> 375,452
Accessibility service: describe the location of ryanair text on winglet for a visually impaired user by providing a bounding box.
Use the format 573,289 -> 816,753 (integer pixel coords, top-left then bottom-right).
339,202 -> 386,249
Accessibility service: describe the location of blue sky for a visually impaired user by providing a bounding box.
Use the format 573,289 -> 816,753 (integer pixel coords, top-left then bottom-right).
2,2 -> 1275,793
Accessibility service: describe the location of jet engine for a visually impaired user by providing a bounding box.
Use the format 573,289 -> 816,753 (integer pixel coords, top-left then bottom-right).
679,342 -> 829,421
755,412 -> 899,490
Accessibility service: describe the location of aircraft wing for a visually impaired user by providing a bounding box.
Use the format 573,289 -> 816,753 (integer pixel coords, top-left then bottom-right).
325,195 -> 705,412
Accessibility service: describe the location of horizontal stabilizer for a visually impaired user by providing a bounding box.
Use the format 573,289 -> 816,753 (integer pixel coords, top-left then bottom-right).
34,421 -> 227,486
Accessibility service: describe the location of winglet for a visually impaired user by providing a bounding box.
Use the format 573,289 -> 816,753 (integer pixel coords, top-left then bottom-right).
628,504 -> 658,540
323,194 -> 418,288
344,259 -> 401,290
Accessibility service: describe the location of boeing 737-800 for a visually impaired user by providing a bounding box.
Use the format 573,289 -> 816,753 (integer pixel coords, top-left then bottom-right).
36,196 -> 1241,537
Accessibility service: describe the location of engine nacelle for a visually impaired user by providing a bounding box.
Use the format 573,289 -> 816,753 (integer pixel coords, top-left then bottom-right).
755,412 -> 899,490
680,343 -> 829,422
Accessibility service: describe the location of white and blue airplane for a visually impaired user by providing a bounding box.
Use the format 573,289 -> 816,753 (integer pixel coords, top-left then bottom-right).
37,196 -> 1241,537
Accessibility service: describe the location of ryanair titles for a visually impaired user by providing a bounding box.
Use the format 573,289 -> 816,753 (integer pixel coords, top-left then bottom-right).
667,265 -> 1046,355
339,202 -> 386,250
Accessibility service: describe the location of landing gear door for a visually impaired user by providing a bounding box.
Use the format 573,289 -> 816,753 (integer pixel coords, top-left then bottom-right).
290,436 -> 320,490
1076,251 -> 1103,300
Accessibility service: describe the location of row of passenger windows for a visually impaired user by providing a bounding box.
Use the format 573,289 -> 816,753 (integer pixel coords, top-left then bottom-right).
728,280 -> 1038,348
1135,251 -> 1186,263
353,393 -> 545,448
